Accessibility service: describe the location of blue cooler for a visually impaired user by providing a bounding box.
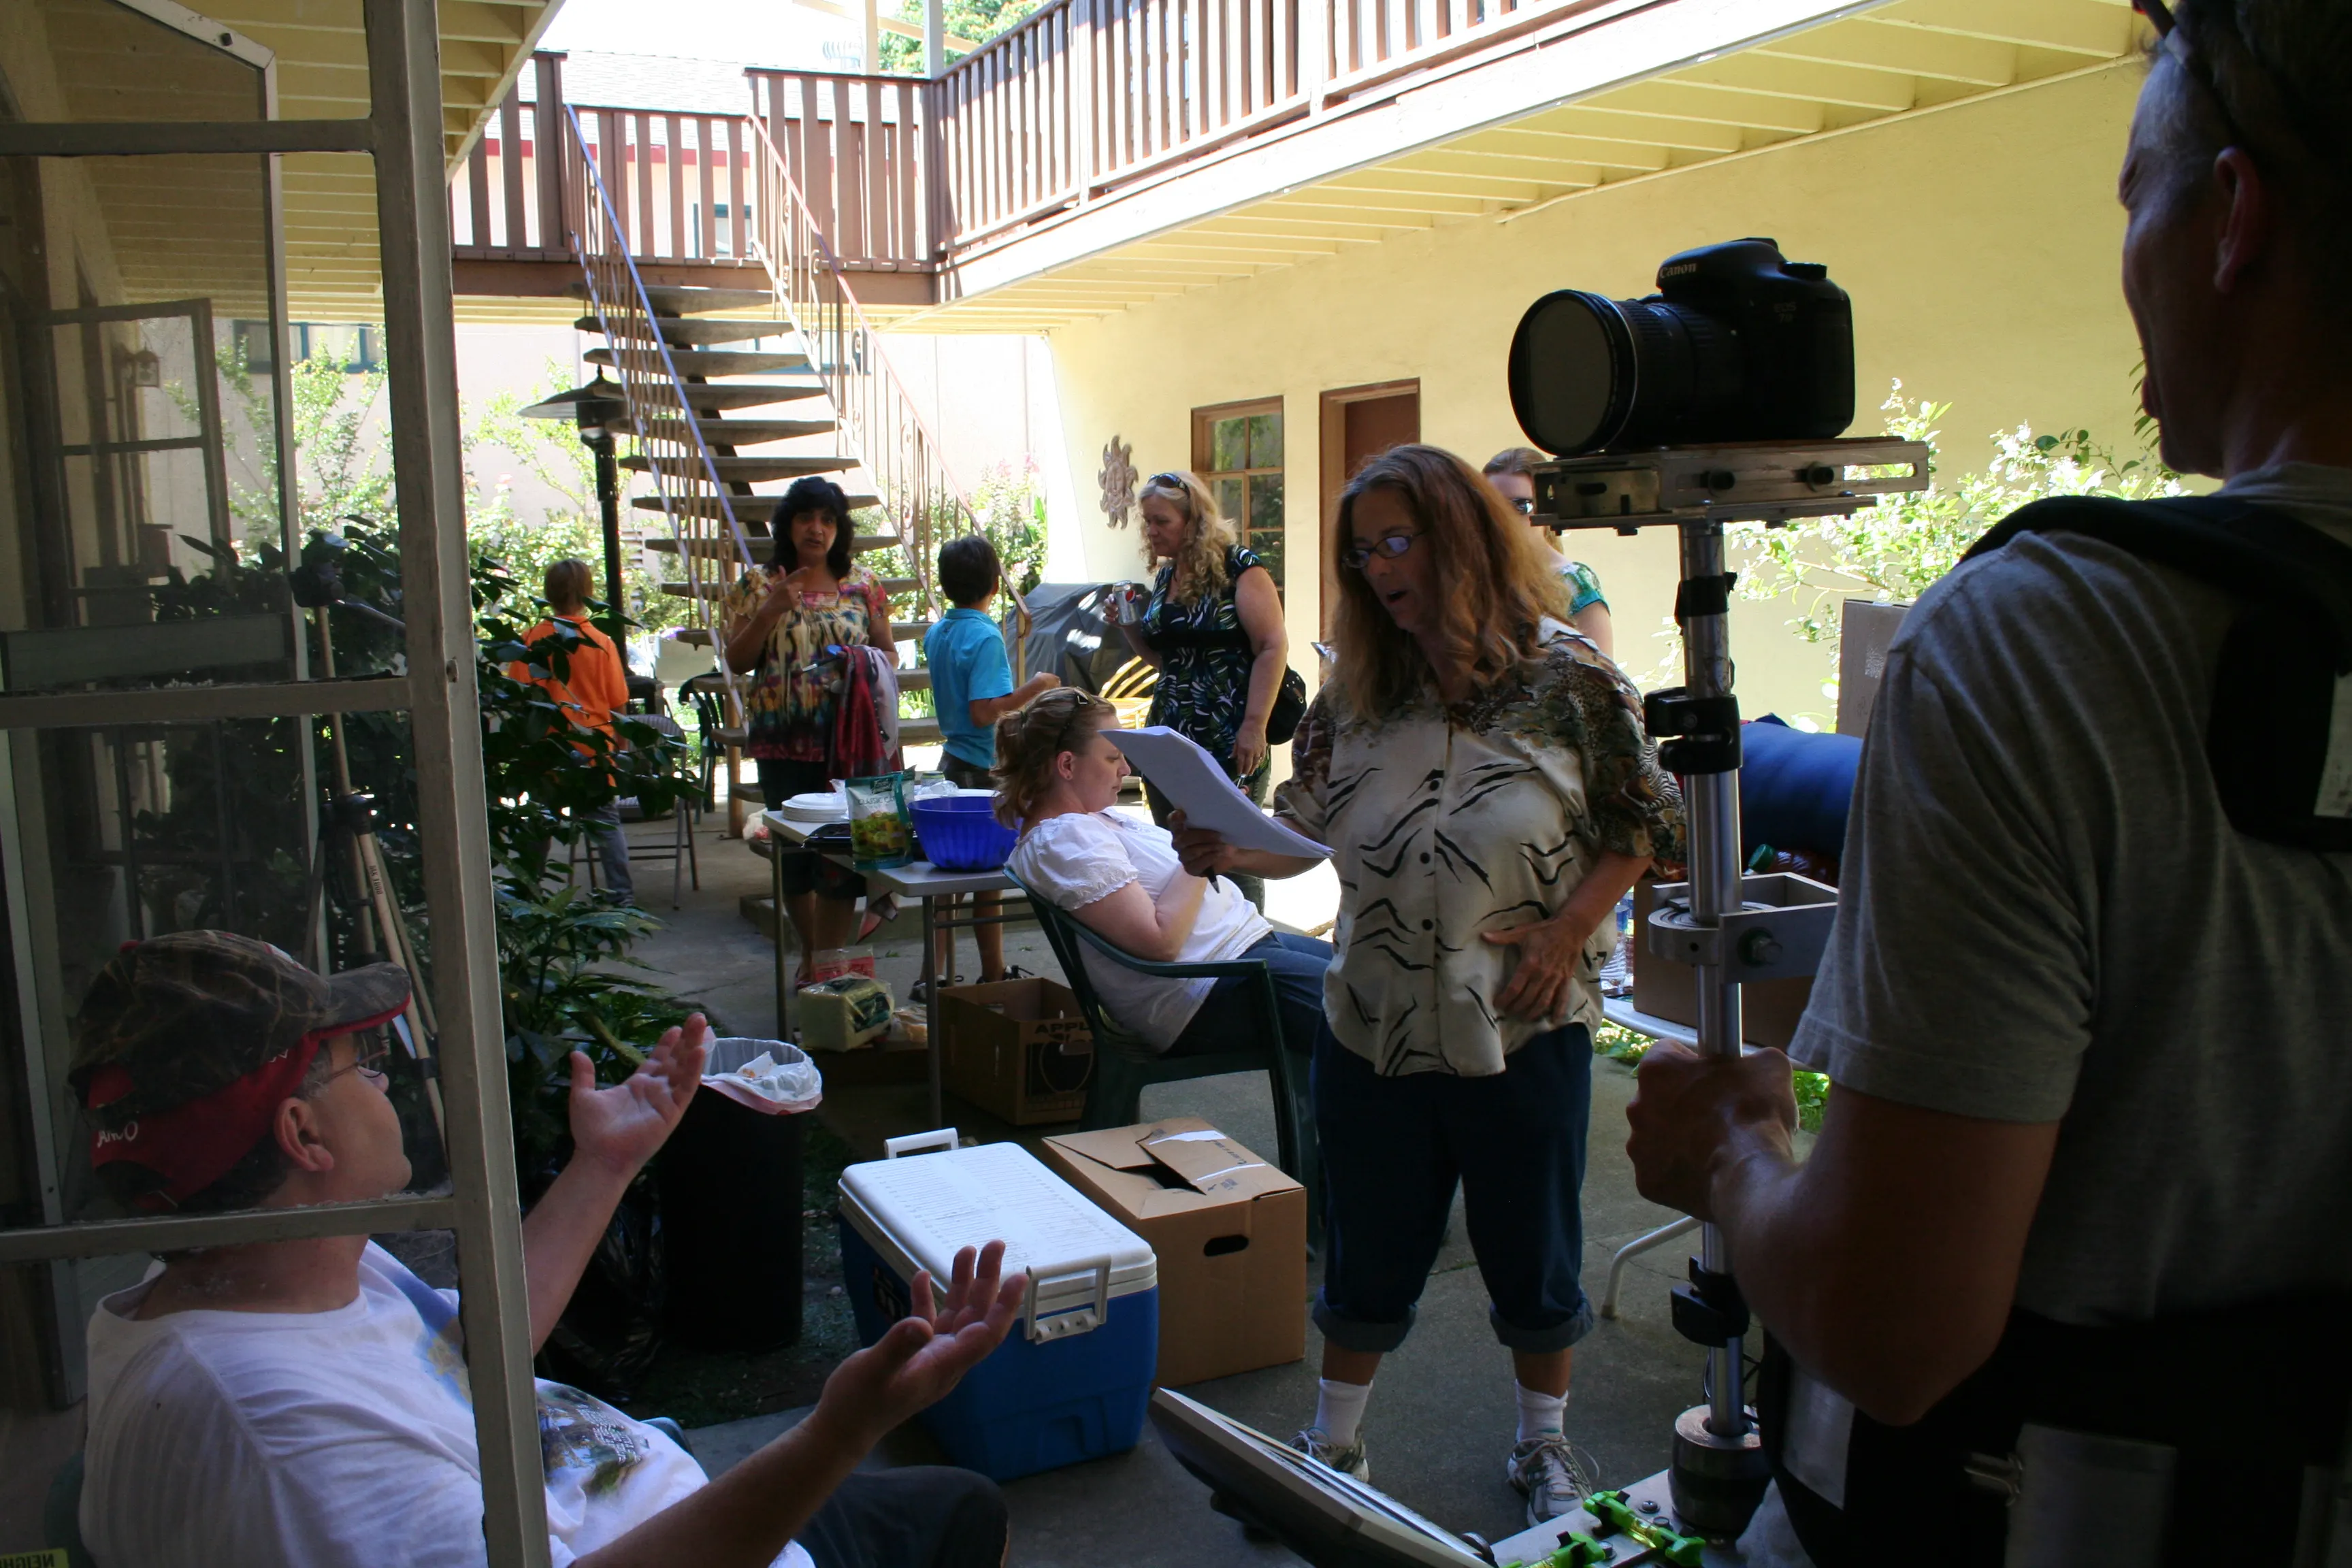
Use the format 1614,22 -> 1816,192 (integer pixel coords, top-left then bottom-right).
837,1134 -> 1158,1480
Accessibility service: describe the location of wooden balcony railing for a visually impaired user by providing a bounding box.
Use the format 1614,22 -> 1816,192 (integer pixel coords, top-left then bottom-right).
451,52 -> 573,261
458,0 -> 1576,282
747,110 -> 973,609
746,71 -> 936,273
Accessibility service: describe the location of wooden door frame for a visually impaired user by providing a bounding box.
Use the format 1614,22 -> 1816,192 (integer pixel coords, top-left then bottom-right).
1318,379 -> 1420,640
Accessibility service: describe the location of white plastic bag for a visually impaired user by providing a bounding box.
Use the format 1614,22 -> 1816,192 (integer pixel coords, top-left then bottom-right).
702,1036 -> 823,1114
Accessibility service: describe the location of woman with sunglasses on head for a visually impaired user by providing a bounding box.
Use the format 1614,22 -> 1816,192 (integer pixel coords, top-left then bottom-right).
1484,447 -> 1613,658
1112,470 -> 1290,909
721,476 -> 895,981
1171,444 -> 1680,1526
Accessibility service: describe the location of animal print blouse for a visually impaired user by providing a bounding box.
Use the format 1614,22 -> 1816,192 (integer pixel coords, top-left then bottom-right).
1273,624 -> 1682,1077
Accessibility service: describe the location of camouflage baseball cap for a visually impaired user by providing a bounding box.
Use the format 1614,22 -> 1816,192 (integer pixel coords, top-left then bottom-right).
69,930 -> 410,1126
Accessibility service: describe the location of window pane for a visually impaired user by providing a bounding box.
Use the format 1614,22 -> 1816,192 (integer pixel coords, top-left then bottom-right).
1247,412 -> 1282,470
0,707 -> 448,1235
1210,416 -> 1248,474
1248,476 -> 1285,589
0,154 -> 405,689
1213,476 -> 1245,529
26,0 -> 267,122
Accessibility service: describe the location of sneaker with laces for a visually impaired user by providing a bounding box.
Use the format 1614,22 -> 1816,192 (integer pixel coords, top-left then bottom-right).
1291,1426 -> 1370,1483
1505,1433 -> 1594,1525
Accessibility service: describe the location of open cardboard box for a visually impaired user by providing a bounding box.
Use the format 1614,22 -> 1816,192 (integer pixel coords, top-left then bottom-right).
1043,1117 -> 1306,1388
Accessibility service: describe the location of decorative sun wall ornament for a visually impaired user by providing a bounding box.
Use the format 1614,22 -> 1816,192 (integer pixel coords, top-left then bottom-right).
1098,437 -> 1138,528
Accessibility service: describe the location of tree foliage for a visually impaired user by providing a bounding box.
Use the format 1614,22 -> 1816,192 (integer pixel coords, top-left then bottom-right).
1733,383 -> 2185,663
877,0 -> 1041,71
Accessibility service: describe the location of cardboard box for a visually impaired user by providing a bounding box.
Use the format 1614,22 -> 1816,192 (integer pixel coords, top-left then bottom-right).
1042,1118 -> 1307,1388
940,978 -> 1095,1125
1629,880 -> 1813,1050
1836,599 -> 1912,736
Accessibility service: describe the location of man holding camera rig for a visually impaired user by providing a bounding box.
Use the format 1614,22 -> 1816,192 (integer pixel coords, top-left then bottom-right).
1626,1 -> 2352,1561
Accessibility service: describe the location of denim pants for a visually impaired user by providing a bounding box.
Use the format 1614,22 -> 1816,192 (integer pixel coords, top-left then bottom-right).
583,799 -> 634,902
1165,931 -> 1333,1059
1311,1021 -> 1596,1354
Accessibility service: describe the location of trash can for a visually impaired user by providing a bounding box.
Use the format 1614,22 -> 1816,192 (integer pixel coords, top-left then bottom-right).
657,1037 -> 822,1352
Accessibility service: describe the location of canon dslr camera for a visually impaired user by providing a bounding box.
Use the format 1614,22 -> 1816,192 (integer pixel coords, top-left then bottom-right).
1507,237 -> 1854,457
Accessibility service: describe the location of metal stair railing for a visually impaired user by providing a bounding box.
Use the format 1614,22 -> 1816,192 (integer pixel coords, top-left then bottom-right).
745,107 -> 976,615
563,104 -> 758,672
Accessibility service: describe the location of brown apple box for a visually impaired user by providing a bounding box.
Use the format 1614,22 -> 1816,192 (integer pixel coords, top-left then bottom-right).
1042,1117 -> 1307,1388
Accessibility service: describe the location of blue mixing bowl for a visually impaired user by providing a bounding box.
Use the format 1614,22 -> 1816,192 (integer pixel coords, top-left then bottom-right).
910,794 -> 1017,871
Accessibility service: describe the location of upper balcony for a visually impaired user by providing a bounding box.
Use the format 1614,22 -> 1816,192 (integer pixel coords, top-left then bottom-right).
450,0 -> 2146,330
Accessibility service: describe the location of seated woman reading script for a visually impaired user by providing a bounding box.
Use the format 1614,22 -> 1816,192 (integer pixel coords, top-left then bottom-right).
998,687 -> 1328,1060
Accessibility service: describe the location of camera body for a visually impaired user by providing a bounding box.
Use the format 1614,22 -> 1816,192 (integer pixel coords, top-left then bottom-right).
1508,237 -> 1854,457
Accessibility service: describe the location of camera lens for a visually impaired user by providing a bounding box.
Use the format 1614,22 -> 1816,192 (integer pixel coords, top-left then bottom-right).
1509,290 -> 1739,455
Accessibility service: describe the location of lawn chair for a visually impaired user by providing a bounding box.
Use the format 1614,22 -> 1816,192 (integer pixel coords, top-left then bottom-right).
1007,868 -> 1321,1238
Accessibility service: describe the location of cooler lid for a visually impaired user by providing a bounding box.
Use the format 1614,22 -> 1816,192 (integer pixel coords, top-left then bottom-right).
840,1142 -> 1157,1313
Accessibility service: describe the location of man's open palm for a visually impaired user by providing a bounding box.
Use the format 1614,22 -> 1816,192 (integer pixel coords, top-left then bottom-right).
823,1241 -> 1026,1444
569,1013 -> 709,1178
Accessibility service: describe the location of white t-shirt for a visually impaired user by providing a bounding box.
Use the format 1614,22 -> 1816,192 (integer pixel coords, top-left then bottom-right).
1008,809 -> 1271,1049
81,1243 -> 812,1568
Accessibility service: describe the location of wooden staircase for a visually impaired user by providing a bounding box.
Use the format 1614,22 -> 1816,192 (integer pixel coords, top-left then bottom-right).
578,282 -> 943,743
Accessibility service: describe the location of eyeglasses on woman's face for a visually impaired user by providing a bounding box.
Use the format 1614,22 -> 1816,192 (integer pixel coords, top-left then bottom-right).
1339,532 -> 1420,572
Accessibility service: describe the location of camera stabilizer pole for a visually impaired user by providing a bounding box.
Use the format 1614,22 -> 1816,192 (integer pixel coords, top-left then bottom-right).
1533,436 -> 1930,1543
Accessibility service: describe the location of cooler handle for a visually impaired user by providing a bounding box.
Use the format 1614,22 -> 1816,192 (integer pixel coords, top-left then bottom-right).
884,1128 -> 959,1159
1024,1256 -> 1113,1343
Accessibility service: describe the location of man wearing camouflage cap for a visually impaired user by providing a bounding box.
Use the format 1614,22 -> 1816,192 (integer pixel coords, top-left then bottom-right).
73,932 -> 1025,1568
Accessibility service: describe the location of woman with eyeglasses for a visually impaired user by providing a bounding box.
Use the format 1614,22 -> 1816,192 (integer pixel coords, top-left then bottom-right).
1113,470 -> 1291,909
1171,444 -> 1680,1526
1485,447 -> 1614,658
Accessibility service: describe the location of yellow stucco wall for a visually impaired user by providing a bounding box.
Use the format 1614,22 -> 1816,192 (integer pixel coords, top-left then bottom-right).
1044,59 -> 2152,726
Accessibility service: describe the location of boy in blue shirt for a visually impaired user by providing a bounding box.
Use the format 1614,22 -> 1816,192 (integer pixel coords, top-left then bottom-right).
924,535 -> 1058,987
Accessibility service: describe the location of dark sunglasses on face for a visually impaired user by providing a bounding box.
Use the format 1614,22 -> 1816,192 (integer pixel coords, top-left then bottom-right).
1339,532 -> 1420,572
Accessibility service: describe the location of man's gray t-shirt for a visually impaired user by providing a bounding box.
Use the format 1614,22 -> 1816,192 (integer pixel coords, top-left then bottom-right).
1789,462 -> 2352,1325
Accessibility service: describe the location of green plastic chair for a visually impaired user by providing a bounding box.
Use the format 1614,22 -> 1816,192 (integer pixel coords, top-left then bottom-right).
1007,868 -> 1322,1238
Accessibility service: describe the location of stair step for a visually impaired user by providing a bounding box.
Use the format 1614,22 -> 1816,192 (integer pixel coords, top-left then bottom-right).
646,532 -> 904,556
583,284 -> 775,317
622,453 -> 856,483
586,346 -> 813,377
899,717 -> 944,747
691,418 -> 840,446
890,620 -> 934,642
578,314 -> 800,348
630,494 -> 885,520
679,383 -> 829,412
676,627 -> 713,646
878,576 -> 918,596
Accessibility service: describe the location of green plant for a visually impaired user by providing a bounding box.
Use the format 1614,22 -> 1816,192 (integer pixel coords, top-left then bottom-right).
468,368 -> 691,639
495,881 -> 699,1175
1593,1022 -> 1830,1135
877,0 -> 1039,71
1735,384 -> 2183,679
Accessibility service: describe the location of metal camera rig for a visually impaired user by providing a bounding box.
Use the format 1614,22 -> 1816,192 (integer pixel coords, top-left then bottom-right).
1535,435 -> 1930,1546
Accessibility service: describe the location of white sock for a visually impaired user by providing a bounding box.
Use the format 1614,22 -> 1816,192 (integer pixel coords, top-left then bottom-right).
1315,1377 -> 1373,1447
1515,1382 -> 1568,1444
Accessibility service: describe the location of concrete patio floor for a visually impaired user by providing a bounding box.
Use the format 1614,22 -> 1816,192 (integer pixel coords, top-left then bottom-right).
627,803 -> 1716,1567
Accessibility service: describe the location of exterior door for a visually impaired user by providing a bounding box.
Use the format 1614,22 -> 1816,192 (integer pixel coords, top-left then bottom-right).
1318,381 -> 1420,639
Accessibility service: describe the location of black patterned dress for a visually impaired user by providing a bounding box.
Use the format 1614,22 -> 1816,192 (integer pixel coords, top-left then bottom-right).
1142,543 -> 1271,793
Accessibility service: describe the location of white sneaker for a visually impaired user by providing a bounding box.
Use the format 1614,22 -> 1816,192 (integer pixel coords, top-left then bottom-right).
1506,1433 -> 1595,1525
1292,1426 -> 1371,1482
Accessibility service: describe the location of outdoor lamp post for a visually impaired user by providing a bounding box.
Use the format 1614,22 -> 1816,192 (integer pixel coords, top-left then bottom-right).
517,375 -> 630,644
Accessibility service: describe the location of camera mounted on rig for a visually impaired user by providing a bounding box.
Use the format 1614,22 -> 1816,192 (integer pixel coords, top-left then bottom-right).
1507,237 -> 1853,457
1505,239 -> 1925,536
